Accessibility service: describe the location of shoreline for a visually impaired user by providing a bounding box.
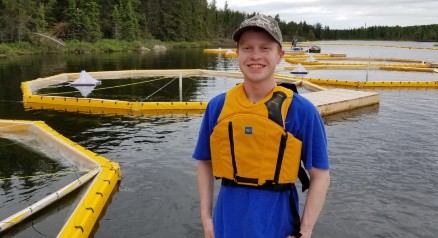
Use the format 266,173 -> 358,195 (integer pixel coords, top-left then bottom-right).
0,39 -> 218,57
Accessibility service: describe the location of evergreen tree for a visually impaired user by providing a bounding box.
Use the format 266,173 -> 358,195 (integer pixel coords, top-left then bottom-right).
159,0 -> 183,41
121,0 -> 139,41
0,0 -> 436,43
36,3 -> 48,33
314,22 -> 322,39
112,5 -> 122,40
84,0 -> 102,41
0,0 -> 36,42
206,0 -> 218,38
65,0 -> 81,40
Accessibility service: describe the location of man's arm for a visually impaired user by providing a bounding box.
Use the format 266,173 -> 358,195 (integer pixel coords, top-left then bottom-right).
197,160 -> 215,238
296,167 -> 330,238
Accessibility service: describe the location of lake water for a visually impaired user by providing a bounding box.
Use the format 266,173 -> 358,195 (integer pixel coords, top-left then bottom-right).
0,41 -> 437,237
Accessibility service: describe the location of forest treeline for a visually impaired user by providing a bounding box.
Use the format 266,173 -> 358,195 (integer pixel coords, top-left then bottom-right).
0,0 -> 437,45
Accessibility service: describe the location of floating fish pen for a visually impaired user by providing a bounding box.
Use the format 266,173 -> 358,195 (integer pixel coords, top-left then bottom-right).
203,48 -> 437,88
296,42 -> 438,51
0,120 -> 121,237
284,56 -> 432,68
22,69 -> 380,117
282,55 -> 437,88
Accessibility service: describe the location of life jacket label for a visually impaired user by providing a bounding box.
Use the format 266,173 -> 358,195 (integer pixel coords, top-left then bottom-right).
244,126 -> 252,134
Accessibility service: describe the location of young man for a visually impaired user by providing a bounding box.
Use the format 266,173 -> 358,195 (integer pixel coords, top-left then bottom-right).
193,14 -> 330,238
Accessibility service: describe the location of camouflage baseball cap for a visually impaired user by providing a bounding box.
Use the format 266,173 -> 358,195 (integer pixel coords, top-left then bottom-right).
232,14 -> 283,47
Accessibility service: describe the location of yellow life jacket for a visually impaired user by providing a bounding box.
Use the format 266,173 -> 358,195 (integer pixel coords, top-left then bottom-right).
210,84 -> 302,187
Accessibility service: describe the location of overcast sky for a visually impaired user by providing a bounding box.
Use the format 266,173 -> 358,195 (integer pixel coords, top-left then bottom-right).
213,0 -> 438,29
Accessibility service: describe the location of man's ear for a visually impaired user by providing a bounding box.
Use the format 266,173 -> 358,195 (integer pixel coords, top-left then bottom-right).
277,50 -> 285,64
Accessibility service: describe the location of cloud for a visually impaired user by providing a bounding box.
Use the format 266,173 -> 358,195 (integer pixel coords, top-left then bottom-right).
213,0 -> 438,29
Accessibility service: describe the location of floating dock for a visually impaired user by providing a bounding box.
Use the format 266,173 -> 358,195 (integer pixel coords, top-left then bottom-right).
275,76 -> 380,116
301,89 -> 379,116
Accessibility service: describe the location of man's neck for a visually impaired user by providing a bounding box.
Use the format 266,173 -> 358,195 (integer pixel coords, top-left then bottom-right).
243,80 -> 277,103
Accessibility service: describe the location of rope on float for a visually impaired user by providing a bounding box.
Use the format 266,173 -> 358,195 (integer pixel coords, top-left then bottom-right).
38,77 -> 168,96
141,77 -> 178,101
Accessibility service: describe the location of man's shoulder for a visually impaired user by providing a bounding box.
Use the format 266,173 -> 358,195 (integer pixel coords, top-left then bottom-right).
291,93 -> 318,112
204,93 -> 226,121
208,92 -> 226,105
206,93 -> 226,112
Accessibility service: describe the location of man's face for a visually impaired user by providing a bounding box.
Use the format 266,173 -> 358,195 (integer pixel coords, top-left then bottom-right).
236,30 -> 284,84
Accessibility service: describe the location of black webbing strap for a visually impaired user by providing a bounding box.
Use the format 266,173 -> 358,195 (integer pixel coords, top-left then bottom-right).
273,134 -> 288,183
278,82 -> 310,192
288,186 -> 302,237
278,82 -> 298,93
235,176 -> 258,184
221,178 -> 290,191
228,121 -> 238,177
298,165 -> 310,192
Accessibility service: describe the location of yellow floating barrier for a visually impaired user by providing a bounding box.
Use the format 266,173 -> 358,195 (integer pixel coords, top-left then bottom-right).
297,42 -> 438,51
0,120 -> 121,238
285,58 -> 431,68
380,66 -> 437,72
284,50 -> 307,56
283,53 -> 333,59
22,94 -> 209,111
285,56 -> 427,64
24,102 -> 206,117
289,77 -> 438,88
202,48 -> 231,54
283,65 -> 372,70
18,70 -> 258,114
225,50 -> 237,58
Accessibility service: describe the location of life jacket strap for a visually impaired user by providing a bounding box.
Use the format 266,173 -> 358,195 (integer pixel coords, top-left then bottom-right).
221,178 -> 291,191
288,186 -> 302,237
298,165 -> 310,192
228,121 -> 238,177
278,82 -> 298,93
273,133 -> 288,183
234,176 -> 258,185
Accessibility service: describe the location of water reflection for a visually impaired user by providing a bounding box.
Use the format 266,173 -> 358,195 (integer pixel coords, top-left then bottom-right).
0,44 -> 437,237
323,103 -> 380,125
322,89 -> 438,237
0,136 -> 79,222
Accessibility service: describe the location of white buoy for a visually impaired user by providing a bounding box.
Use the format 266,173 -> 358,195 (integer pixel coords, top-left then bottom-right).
291,63 -> 309,75
306,55 -> 317,62
70,70 -> 101,86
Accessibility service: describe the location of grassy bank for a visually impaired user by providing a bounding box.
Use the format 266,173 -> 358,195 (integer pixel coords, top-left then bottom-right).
0,39 -> 215,56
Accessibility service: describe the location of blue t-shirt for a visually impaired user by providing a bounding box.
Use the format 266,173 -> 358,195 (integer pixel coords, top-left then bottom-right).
193,91 -> 329,238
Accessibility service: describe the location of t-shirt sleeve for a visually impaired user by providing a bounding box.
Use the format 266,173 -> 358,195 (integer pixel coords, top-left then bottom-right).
287,94 -> 329,171
192,94 -> 225,160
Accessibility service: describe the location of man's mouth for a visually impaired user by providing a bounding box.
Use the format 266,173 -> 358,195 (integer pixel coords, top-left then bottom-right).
248,64 -> 264,68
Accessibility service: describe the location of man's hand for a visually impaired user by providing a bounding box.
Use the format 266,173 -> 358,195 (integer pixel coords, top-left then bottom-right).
202,216 -> 215,238
287,230 -> 311,238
